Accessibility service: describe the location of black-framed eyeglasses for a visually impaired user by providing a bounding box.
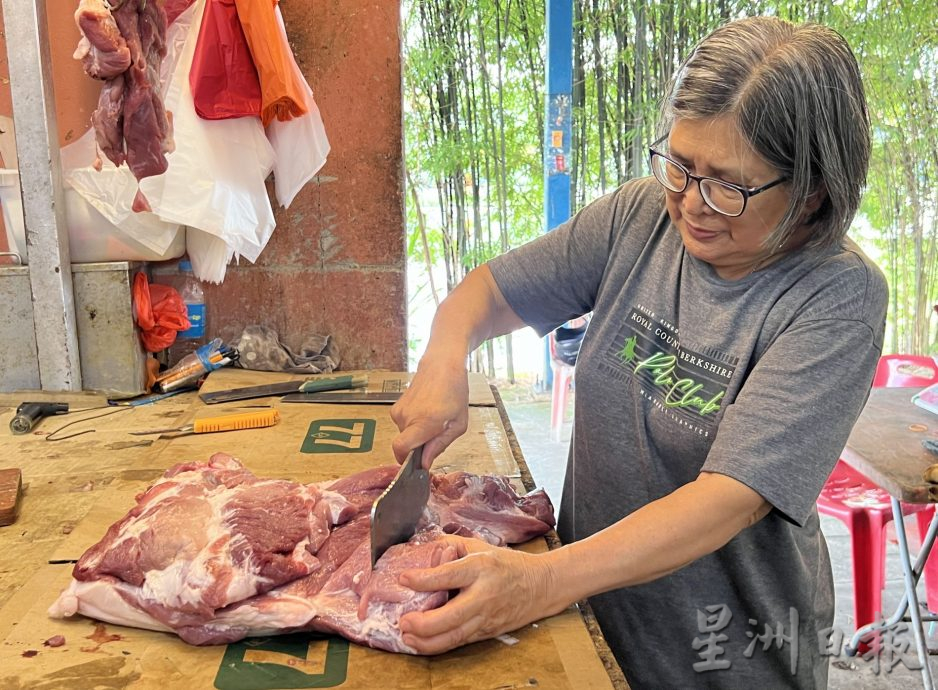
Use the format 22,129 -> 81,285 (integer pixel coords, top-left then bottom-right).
648,135 -> 786,217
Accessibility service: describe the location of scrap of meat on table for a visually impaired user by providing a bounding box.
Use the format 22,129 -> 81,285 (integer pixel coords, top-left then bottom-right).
49,453 -> 555,653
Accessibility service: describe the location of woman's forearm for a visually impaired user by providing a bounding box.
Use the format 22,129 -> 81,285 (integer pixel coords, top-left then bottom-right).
391,264 -> 527,464
542,472 -> 771,611
422,264 -> 526,364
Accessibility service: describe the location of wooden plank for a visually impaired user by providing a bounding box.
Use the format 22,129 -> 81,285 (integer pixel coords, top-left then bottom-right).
1,0 -> 82,390
0,468 -> 22,526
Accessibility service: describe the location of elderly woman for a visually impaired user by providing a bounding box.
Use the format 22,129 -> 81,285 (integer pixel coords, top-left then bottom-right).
391,16 -> 887,688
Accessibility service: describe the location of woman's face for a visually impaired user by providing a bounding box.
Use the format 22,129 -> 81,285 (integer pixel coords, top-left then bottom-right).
663,116 -> 793,280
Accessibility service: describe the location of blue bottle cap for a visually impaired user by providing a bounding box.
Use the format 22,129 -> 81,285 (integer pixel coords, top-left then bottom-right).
179,260 -> 192,272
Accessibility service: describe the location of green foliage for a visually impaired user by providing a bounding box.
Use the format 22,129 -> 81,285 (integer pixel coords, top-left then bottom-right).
403,0 -> 938,359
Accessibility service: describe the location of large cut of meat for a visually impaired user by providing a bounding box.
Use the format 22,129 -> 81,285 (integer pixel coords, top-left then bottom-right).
49,455 -> 555,654
50,454 -> 355,630
74,0 -> 175,212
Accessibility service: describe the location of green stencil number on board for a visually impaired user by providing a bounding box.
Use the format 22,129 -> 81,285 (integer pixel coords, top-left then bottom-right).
301,419 -> 375,453
214,634 -> 349,689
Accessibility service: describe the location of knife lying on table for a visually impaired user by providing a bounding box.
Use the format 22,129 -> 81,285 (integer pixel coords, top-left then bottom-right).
129,409 -> 281,439
370,445 -> 430,569
281,391 -> 403,404
200,374 -> 368,405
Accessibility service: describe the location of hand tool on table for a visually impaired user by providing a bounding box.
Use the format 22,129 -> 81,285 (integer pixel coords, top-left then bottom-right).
200,374 -> 368,405
370,444 -> 430,568
9,402 -> 69,434
108,388 -> 197,407
282,390 -> 403,404
129,409 -> 280,439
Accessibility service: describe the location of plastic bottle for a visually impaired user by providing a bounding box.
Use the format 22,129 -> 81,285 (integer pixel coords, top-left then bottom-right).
168,259 -> 207,366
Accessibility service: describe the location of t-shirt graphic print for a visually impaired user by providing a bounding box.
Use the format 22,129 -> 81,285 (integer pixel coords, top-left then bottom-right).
601,302 -> 737,438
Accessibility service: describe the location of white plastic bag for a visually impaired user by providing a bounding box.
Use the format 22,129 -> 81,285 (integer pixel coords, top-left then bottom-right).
60,126 -> 183,257
140,0 -> 275,282
266,6 -> 330,209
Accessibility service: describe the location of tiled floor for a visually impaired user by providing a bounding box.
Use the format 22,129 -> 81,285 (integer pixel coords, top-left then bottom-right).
500,384 -> 936,689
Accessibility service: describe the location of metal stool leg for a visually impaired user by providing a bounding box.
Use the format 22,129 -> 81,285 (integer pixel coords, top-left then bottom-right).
892,498 -> 934,688
847,505 -> 938,688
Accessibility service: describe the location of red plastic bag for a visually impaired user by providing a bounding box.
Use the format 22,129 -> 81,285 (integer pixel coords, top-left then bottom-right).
190,0 -> 262,120
132,272 -> 191,353
165,0 -> 198,26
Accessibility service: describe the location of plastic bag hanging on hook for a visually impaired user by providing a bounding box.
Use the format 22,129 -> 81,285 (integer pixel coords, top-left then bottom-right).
141,0 -> 276,283
265,5 -> 330,208
190,0 -> 262,120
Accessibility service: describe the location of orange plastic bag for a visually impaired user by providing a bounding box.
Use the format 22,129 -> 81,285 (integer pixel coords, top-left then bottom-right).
132,272 -> 191,353
190,0 -> 262,119
234,0 -> 307,125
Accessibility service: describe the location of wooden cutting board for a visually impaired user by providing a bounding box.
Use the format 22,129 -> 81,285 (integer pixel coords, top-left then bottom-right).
0,469 -> 22,526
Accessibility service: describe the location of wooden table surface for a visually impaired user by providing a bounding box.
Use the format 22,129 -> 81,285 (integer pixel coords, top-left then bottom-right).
0,371 -> 628,690
841,386 -> 938,503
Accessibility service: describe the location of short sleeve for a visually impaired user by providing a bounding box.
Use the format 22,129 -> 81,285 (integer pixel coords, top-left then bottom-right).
703,317 -> 882,526
489,178 -> 664,336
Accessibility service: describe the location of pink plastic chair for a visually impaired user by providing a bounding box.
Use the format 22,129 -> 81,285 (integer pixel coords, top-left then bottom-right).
548,317 -> 589,441
548,333 -> 575,442
817,354 -> 938,630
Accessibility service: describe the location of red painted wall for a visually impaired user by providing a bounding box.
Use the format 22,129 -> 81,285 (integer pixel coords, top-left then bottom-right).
0,0 -> 407,371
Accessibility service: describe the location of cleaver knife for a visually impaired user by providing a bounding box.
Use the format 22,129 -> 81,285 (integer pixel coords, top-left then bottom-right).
370,445 -> 430,569
200,375 -> 367,405
282,391 -> 403,404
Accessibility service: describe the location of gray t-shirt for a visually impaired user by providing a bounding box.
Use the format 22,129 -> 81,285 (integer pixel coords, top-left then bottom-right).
489,177 -> 887,689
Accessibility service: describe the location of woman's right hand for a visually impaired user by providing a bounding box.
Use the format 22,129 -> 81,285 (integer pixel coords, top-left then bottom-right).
390,354 -> 470,469
391,264 -> 525,469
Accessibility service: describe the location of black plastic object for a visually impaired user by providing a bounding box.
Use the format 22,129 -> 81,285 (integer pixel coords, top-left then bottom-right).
553,322 -> 588,367
10,402 -> 69,434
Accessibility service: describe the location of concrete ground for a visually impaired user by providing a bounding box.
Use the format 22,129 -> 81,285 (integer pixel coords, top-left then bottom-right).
498,378 -> 936,689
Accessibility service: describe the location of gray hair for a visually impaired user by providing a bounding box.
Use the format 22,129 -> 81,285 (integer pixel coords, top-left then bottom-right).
659,16 -> 870,252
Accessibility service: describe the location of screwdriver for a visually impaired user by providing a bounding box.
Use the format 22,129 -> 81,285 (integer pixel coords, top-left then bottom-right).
129,409 -> 280,438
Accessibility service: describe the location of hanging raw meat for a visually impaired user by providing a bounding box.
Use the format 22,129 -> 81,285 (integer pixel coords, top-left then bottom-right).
72,0 -> 131,79
73,0 -> 175,212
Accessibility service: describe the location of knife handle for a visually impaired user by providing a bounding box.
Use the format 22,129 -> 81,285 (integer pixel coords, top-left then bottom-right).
299,374 -> 368,393
193,409 -> 281,433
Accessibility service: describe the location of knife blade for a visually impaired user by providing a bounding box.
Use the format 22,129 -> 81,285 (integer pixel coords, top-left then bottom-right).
370,445 -> 430,569
200,380 -> 306,405
281,391 -> 403,404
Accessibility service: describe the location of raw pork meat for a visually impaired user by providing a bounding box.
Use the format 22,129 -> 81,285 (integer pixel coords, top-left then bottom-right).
73,0 -> 131,79
50,453 -> 355,630
49,456 -> 555,654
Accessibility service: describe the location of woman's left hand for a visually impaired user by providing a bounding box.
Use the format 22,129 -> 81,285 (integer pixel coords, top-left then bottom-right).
397,537 -> 563,654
